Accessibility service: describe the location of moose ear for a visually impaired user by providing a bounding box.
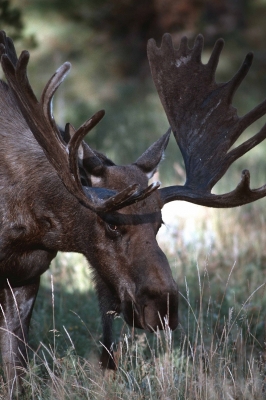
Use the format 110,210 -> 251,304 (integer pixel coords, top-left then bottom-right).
82,143 -> 118,185
82,142 -> 106,176
134,128 -> 171,179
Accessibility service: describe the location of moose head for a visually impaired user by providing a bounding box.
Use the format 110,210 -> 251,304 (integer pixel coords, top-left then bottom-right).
0,31 -> 266,395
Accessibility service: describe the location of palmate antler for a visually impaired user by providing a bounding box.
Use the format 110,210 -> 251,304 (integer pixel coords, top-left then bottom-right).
148,34 -> 266,207
0,31 -> 159,213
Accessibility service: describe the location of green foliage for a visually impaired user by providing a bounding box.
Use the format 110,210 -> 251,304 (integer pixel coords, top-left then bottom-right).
0,0 -> 23,38
29,254 -> 101,360
17,0 -> 167,77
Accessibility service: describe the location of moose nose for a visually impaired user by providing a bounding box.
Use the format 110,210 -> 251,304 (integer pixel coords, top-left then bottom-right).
141,291 -> 179,331
122,286 -> 178,331
122,243 -> 179,331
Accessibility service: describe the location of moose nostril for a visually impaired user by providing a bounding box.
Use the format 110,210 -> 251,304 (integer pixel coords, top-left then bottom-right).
144,306 -> 162,330
142,294 -> 178,331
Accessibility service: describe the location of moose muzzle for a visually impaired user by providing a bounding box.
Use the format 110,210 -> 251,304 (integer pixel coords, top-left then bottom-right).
122,288 -> 178,331
121,246 -> 179,332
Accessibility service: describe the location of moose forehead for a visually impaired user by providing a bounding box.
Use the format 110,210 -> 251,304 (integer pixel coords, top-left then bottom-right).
101,164 -> 150,190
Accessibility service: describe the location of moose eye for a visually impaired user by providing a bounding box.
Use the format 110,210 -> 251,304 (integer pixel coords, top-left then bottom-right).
109,224 -> 118,232
106,223 -> 121,237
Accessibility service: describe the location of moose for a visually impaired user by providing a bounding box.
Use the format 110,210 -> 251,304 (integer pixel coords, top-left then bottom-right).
0,31 -> 266,394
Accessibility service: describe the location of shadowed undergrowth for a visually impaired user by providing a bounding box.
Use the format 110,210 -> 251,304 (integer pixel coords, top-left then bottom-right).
1,268 -> 265,399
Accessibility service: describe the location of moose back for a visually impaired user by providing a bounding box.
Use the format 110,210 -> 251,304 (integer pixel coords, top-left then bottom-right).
0,31 -> 266,394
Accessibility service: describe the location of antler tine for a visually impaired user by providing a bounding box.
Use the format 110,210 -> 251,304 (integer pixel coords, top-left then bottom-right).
227,123 -> 266,166
206,38 -> 224,77
147,34 -> 266,207
160,33 -> 175,58
226,52 -> 253,104
3,51 -> 39,109
41,62 -> 71,140
0,33 -> 158,213
160,170 -> 266,208
239,95 -> 266,132
68,110 -> 105,186
101,182 -> 161,212
0,30 -> 18,66
1,51 -> 68,170
192,34 -> 204,62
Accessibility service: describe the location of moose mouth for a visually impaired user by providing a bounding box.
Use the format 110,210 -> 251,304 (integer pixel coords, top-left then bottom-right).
122,301 -> 149,330
121,299 -> 178,332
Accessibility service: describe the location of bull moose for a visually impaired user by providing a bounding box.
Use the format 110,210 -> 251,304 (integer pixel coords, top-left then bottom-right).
0,30 -> 266,395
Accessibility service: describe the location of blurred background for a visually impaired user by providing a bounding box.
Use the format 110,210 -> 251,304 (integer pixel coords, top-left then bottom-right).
2,0 -> 266,375
3,0 -> 266,184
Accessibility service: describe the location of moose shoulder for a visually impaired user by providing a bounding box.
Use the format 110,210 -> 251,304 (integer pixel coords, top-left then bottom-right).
0,31 -> 266,396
